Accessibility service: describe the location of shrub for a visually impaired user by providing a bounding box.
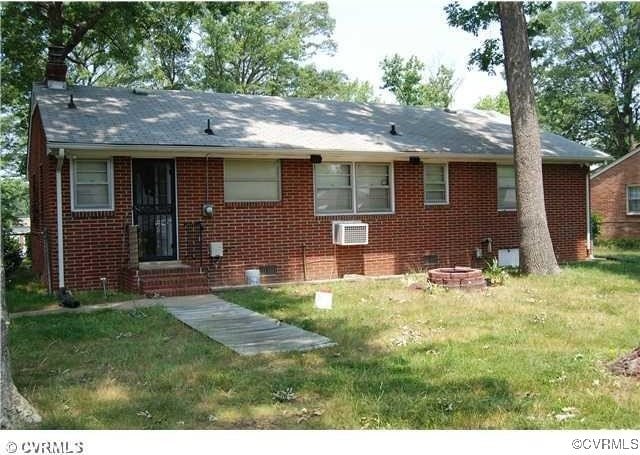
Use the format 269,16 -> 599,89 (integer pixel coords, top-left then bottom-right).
590,212 -> 604,245
597,238 -> 640,250
1,230 -> 23,277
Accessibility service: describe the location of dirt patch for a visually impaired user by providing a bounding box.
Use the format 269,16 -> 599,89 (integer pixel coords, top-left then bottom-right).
609,347 -> 640,378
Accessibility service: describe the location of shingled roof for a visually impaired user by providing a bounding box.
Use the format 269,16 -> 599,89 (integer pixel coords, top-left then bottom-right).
32,84 -> 610,162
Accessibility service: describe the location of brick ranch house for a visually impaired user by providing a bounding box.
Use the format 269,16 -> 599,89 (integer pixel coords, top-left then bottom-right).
28,83 -> 609,296
590,147 -> 640,240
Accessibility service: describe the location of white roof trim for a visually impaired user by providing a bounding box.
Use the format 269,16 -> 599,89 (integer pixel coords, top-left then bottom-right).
48,142 -> 601,163
591,148 -> 640,179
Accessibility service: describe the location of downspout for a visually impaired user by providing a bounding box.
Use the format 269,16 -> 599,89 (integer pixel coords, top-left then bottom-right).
585,167 -> 593,259
50,148 -> 65,289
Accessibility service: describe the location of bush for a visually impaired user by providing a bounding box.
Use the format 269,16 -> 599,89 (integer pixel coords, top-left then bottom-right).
591,212 -> 604,244
597,238 -> 640,251
2,231 -> 23,277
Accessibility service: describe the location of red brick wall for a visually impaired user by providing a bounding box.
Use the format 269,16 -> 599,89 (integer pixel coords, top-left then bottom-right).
29,109 -> 133,291
60,157 -> 132,290
176,158 -> 588,287
591,151 -> 640,239
30,123 -> 589,291
28,107 -> 58,290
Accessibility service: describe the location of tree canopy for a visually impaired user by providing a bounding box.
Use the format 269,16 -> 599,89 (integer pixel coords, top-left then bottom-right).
380,54 -> 458,108
1,1 -> 378,179
534,2 -> 640,158
447,1 -> 639,158
193,2 -> 335,95
475,91 -> 510,115
289,66 -> 377,103
444,1 -> 551,74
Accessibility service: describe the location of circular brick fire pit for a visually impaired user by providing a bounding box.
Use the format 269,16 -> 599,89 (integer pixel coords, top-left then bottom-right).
428,266 -> 486,290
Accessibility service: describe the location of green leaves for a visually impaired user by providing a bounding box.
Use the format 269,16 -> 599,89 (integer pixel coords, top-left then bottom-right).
534,2 -> 640,158
195,2 -> 336,95
380,55 -> 425,106
444,1 -> 551,74
289,66 -> 377,103
475,91 -> 510,115
380,55 -> 458,108
446,1 -> 639,158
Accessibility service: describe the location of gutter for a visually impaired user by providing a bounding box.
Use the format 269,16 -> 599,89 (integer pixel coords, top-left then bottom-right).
586,170 -> 593,259
48,147 -> 65,290
46,142 -> 610,164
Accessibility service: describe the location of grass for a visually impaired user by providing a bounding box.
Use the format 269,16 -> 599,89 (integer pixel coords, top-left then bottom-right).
6,263 -> 138,313
8,248 -> 640,429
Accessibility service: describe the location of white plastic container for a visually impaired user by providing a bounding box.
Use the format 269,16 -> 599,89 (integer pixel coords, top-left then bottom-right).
314,291 -> 333,309
245,269 -> 261,286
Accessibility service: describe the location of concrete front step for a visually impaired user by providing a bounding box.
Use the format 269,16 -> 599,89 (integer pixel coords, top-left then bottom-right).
141,276 -> 208,287
123,263 -> 209,297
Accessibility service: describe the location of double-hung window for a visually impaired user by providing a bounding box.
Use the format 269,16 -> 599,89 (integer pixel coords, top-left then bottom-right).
224,159 -> 281,202
71,159 -> 114,211
628,185 -> 640,215
314,162 -> 392,215
497,165 -> 516,211
424,163 -> 449,205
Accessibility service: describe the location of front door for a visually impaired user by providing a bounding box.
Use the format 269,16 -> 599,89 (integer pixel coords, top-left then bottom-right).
132,159 -> 177,261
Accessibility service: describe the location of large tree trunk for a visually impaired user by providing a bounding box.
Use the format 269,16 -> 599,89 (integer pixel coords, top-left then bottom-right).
1,247 -> 41,428
498,2 -> 560,275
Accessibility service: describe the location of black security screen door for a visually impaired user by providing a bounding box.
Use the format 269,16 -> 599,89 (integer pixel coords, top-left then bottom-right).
132,159 -> 177,261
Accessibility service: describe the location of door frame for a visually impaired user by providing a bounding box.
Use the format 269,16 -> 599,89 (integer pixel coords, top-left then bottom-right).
131,158 -> 179,262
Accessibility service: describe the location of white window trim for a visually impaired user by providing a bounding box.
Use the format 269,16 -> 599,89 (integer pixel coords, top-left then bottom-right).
313,161 -> 395,216
497,164 -> 517,212
70,158 -> 115,212
424,163 -> 449,206
223,159 -> 281,203
627,184 -> 640,215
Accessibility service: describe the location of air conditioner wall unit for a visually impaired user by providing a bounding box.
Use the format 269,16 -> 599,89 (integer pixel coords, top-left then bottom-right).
332,221 -> 369,246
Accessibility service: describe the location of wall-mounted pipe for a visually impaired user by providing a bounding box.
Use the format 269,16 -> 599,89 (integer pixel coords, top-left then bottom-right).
47,147 -> 65,290
585,168 -> 593,258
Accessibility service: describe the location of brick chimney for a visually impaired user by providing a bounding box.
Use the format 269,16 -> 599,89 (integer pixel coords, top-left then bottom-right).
45,45 -> 67,89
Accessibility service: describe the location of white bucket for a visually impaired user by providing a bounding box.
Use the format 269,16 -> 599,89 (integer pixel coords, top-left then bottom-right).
314,291 -> 333,309
245,269 -> 261,286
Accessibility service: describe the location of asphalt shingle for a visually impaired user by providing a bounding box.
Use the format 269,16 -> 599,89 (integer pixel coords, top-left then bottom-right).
33,85 -> 610,161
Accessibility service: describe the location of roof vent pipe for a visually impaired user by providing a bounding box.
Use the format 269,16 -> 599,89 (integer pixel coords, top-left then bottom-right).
67,94 -> 76,109
204,119 -> 214,135
390,124 -> 399,136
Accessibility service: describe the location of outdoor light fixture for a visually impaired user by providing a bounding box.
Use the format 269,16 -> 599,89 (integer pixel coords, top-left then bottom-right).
409,156 -> 421,165
310,154 -> 322,164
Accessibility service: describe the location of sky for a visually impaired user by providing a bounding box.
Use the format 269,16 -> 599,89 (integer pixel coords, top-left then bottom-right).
311,0 -> 507,108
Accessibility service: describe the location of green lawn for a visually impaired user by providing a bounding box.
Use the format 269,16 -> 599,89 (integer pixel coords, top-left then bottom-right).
6,263 -> 138,313
9,248 -> 640,429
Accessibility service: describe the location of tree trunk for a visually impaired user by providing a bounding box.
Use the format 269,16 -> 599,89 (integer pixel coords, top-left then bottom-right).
498,2 -> 560,275
1,244 -> 41,428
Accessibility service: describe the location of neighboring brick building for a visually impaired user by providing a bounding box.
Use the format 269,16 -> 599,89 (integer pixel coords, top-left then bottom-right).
590,148 -> 640,240
28,83 -> 609,295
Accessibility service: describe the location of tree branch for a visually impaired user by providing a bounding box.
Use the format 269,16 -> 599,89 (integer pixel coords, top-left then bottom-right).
61,3 -> 111,58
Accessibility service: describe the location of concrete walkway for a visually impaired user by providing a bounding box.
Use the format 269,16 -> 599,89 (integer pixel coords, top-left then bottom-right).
163,295 -> 336,356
